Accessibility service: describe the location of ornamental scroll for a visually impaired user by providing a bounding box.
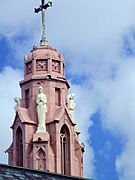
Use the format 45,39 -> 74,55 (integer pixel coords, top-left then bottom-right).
36,59 -> 48,71
26,61 -> 32,74
52,60 -> 60,73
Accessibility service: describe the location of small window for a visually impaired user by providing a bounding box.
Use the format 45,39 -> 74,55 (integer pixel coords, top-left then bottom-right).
60,125 -> 70,175
25,89 -> 29,108
55,88 -> 61,106
16,127 -> 23,167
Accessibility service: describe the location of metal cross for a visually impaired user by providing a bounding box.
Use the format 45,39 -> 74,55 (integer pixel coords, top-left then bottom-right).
34,0 -> 52,46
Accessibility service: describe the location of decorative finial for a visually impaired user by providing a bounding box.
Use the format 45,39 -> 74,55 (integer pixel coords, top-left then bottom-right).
34,0 -> 52,46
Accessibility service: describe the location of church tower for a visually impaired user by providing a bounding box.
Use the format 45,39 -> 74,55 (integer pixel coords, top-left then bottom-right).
7,1 -> 84,177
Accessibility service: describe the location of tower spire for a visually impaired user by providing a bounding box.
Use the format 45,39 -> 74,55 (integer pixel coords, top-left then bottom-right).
7,2 -> 84,177
34,0 -> 52,46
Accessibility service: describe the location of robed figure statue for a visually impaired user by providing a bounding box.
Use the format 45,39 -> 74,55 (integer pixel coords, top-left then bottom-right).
36,86 -> 47,133
67,94 -> 76,122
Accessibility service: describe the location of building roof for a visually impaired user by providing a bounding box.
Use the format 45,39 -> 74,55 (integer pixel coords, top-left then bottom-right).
0,164 -> 93,180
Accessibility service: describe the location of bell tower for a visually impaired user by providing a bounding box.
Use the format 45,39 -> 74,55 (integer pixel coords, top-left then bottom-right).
7,1 -> 84,177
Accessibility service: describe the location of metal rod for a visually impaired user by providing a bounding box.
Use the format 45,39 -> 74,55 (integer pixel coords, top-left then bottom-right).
40,0 -> 48,46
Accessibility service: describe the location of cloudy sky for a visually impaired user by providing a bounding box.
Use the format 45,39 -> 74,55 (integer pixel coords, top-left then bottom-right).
0,0 -> 135,180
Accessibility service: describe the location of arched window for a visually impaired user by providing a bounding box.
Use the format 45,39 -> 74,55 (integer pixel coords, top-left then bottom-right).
16,126 -> 23,167
37,148 -> 46,171
60,125 -> 70,175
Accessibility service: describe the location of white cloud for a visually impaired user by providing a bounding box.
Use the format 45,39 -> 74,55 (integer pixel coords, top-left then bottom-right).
100,61 -> 135,180
0,0 -> 40,65
116,140 -> 135,180
69,83 -> 97,177
0,67 -> 22,163
0,0 -> 38,36
71,58 -> 135,179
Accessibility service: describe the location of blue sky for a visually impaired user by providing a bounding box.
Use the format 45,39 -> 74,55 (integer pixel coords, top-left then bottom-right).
0,1 -> 135,180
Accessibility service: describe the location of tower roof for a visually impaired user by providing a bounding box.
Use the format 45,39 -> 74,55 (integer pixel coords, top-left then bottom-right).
30,45 -> 64,61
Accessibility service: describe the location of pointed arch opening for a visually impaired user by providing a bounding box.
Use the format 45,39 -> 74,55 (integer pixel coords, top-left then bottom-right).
16,126 -> 23,167
37,148 -> 46,171
60,124 -> 70,175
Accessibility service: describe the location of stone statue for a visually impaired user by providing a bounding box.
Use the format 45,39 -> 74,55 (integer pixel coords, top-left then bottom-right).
14,97 -> 21,112
36,86 -> 47,133
67,94 -> 76,121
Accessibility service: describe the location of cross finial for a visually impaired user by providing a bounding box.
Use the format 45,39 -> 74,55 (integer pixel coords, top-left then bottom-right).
34,0 -> 52,46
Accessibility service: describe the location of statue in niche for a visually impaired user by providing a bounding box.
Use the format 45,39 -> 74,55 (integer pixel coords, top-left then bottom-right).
14,97 -> 21,112
67,94 -> 76,121
36,86 -> 47,133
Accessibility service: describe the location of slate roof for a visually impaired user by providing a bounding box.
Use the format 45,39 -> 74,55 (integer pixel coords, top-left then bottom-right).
0,164 -> 93,180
